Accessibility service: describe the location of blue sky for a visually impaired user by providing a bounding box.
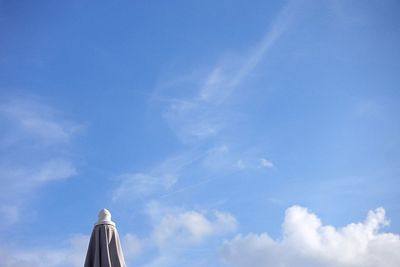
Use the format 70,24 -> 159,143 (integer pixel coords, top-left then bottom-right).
1,1 -> 400,266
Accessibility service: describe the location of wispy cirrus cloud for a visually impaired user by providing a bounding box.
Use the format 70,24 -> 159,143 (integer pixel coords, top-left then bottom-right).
113,1 -> 298,201
112,150 -> 206,201
202,145 -> 275,172
113,173 -> 178,201
0,98 -> 81,145
157,1 -> 298,144
0,97 -> 81,224
112,143 -> 275,201
0,159 -> 76,223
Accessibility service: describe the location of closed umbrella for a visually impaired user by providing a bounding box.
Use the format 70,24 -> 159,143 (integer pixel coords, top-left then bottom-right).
84,209 -> 127,267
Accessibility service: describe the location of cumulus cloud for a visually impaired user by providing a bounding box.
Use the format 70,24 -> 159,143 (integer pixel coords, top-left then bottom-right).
120,202 -> 238,267
221,205 -> 400,267
152,210 -> 237,246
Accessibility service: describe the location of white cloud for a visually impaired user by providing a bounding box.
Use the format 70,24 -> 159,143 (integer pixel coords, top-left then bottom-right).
0,234 -> 89,267
0,159 -> 76,197
123,233 -> 144,261
0,98 -> 80,145
0,160 -> 77,225
201,145 -> 232,171
354,99 -> 384,119
152,210 -> 237,246
162,97 -> 223,143
199,67 -> 227,102
221,205 -> 400,267
0,205 -> 20,224
0,97 -> 80,224
202,145 -> 275,173
113,1 -> 297,202
119,202 -> 237,267
112,151 -> 205,201
113,173 -> 177,200
157,1 -> 298,144
259,158 -> 274,169
33,159 -> 77,182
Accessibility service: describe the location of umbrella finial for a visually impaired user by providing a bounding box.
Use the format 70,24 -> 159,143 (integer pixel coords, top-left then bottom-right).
86,208 -> 126,266
96,208 -> 115,226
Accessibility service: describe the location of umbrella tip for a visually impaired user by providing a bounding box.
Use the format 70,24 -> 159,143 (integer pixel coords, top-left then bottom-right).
98,208 -> 112,223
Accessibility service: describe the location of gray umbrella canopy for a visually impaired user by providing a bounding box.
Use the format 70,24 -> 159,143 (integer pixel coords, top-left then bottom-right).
84,209 -> 127,267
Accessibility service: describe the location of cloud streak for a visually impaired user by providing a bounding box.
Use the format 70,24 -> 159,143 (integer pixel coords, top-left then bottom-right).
112,150 -> 207,201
